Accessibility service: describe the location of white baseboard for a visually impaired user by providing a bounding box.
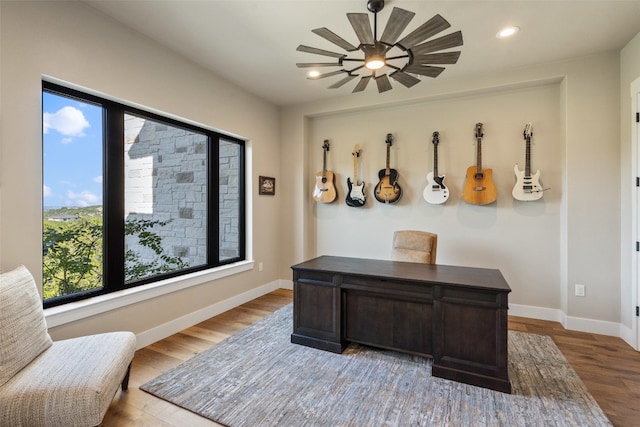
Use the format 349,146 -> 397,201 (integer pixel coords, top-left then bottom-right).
508,303 -> 564,323
135,279 -> 286,349
510,302 -> 628,340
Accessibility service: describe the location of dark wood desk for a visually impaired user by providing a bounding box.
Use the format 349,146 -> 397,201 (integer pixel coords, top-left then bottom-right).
290,255 -> 512,393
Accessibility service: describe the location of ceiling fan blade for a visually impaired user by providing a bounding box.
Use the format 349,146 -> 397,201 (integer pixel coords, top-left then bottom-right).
403,65 -> 445,78
312,28 -> 358,52
397,14 -> 451,49
329,75 -> 358,89
380,7 -> 415,46
410,31 -> 463,55
353,75 -> 372,92
296,62 -> 342,68
297,45 -> 346,59
347,13 -> 374,45
312,70 -> 348,80
389,71 -> 421,88
416,51 -> 461,64
375,74 -> 393,93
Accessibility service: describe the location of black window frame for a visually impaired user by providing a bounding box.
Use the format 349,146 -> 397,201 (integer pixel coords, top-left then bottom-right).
42,81 -> 246,308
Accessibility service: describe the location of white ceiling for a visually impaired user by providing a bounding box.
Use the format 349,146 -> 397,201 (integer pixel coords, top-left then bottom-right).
85,0 -> 640,107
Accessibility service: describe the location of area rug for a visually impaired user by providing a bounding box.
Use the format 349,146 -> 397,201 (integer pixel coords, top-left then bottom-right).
141,304 -> 611,426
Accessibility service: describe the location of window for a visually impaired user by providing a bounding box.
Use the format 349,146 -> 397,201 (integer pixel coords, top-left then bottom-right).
42,81 -> 245,308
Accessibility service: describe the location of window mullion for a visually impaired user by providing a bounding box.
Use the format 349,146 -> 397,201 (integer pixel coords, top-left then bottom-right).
103,105 -> 125,290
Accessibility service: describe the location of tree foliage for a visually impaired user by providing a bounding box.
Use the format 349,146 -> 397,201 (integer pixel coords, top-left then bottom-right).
43,215 -> 186,300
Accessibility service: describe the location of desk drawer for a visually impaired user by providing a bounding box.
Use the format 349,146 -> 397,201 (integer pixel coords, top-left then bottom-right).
342,275 -> 432,302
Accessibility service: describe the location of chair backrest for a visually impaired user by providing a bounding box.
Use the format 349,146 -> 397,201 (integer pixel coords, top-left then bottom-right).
391,230 -> 437,264
0,265 -> 53,387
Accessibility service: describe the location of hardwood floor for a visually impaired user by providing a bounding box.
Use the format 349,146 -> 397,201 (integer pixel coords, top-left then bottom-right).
102,289 -> 640,427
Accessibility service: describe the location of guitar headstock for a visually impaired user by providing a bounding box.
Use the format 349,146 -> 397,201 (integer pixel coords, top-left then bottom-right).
352,144 -> 360,157
322,139 -> 330,152
523,123 -> 533,141
475,123 -> 484,139
385,133 -> 393,147
432,131 -> 440,145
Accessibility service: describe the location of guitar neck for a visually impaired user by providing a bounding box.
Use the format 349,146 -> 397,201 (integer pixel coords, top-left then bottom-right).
476,137 -> 483,173
385,144 -> 391,175
525,137 -> 531,176
433,143 -> 439,177
352,153 -> 358,184
322,150 -> 327,177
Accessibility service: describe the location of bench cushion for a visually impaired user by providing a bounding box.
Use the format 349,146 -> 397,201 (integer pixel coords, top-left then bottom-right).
0,331 -> 136,427
0,265 -> 53,387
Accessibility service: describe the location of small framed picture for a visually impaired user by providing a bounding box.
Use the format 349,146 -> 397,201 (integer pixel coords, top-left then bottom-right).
259,176 -> 276,196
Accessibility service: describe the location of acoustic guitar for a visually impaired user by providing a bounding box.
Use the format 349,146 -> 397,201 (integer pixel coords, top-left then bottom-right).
423,131 -> 449,204
512,123 -> 543,201
346,144 -> 366,207
462,123 -> 497,205
312,140 -> 337,203
374,133 -> 402,204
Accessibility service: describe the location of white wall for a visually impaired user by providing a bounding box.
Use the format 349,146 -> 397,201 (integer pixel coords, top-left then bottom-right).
0,1 -> 281,340
620,31 -> 640,345
282,52 -> 622,332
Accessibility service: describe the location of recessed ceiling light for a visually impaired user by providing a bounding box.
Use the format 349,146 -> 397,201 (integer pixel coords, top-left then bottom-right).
307,70 -> 321,79
497,26 -> 520,39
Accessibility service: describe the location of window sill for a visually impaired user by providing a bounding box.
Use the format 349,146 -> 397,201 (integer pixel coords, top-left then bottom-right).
44,260 -> 254,328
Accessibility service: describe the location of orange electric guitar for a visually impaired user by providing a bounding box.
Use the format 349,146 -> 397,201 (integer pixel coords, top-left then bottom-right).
313,140 -> 337,203
462,123 -> 497,205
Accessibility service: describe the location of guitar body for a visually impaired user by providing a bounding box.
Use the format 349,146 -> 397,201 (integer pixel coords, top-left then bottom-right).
512,165 -> 543,201
346,177 -> 366,207
313,170 -> 337,203
462,166 -> 497,205
423,172 -> 449,204
374,168 -> 402,204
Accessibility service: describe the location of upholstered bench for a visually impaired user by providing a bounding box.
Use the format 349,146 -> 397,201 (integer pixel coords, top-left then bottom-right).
0,265 -> 137,427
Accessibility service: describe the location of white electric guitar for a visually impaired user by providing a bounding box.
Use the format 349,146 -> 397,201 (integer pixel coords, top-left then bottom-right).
346,144 -> 366,207
512,123 -> 543,201
423,131 -> 449,204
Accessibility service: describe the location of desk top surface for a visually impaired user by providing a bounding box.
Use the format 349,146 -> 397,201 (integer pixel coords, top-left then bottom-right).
291,255 -> 511,293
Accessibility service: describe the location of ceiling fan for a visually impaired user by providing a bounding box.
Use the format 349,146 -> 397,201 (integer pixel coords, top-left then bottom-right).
296,0 -> 463,93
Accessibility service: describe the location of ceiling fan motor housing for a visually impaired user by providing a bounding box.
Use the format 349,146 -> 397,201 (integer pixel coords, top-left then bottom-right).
367,0 -> 385,14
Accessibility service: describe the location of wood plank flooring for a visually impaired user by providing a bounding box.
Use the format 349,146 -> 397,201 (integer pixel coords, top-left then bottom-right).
101,289 -> 640,427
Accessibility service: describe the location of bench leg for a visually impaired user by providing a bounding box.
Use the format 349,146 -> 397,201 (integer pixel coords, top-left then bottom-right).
121,363 -> 132,391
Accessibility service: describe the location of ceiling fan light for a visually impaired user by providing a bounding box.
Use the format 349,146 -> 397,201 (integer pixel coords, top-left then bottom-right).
365,55 -> 386,70
307,70 -> 321,78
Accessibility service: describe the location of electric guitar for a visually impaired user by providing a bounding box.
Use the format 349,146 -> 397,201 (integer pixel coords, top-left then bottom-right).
423,131 -> 449,204
512,123 -> 543,201
462,123 -> 498,205
346,144 -> 366,207
374,133 -> 402,204
312,140 -> 337,203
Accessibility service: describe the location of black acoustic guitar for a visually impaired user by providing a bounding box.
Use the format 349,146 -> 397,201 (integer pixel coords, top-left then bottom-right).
374,133 -> 402,204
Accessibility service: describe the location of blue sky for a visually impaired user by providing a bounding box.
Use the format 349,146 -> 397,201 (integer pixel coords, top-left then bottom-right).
43,92 -> 103,208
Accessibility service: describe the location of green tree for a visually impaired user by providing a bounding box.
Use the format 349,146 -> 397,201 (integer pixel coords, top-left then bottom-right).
43,217 -> 103,299
124,218 -> 187,281
43,216 -> 187,300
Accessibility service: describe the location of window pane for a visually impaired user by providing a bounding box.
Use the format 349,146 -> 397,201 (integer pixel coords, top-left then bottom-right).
42,92 -> 104,300
124,113 -> 207,282
219,139 -> 242,261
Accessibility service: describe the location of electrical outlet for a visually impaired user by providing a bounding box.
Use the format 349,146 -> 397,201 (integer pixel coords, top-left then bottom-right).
258,262 -> 263,272
575,284 -> 585,297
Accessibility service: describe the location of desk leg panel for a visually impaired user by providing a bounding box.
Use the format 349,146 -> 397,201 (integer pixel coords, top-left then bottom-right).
433,288 -> 510,393
291,276 -> 346,353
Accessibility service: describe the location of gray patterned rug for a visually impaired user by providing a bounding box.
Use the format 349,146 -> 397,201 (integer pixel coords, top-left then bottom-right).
141,304 -> 611,426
